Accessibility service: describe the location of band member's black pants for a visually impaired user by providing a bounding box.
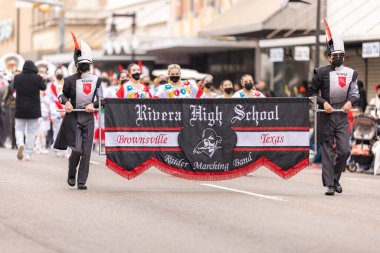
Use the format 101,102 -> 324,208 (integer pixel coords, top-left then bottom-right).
321,112 -> 350,187
68,112 -> 94,185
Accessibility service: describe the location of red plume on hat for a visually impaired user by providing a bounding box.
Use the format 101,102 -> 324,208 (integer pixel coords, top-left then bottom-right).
323,18 -> 345,55
323,18 -> 334,55
71,31 -> 82,66
323,18 -> 332,41
375,84 -> 380,91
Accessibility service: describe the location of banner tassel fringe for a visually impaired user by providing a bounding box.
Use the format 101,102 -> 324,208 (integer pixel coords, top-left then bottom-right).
106,157 -> 309,181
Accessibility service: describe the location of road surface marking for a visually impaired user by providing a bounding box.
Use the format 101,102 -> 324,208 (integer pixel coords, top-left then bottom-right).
200,183 -> 287,202
344,177 -> 379,182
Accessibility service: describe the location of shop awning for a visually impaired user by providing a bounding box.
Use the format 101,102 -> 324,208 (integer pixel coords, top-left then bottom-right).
198,0 -> 318,38
326,0 -> 380,40
259,35 -> 323,48
145,38 -> 257,54
42,51 -> 155,65
199,0 -> 284,37
259,0 -> 380,48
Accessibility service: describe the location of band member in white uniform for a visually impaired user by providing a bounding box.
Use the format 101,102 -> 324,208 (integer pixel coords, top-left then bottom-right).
154,64 -> 204,99
218,79 -> 234,98
232,74 -> 265,98
116,63 -> 152,99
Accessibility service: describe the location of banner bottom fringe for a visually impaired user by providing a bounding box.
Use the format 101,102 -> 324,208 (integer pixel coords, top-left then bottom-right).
105,157 -> 309,181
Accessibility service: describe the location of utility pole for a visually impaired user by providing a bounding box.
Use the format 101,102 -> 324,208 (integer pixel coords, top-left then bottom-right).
112,12 -> 137,62
315,0 -> 321,68
16,8 -> 20,54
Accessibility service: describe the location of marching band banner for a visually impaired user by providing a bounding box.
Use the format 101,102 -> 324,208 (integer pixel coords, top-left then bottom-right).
104,98 -> 310,180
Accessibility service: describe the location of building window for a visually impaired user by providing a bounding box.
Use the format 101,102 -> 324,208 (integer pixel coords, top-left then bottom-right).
207,0 -> 216,7
192,0 -> 204,17
176,0 -> 183,20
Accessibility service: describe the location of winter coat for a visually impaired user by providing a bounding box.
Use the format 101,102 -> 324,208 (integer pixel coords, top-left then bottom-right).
13,60 -> 46,119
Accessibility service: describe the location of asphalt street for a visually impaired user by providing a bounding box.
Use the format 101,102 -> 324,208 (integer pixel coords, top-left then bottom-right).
1,148 -> 380,253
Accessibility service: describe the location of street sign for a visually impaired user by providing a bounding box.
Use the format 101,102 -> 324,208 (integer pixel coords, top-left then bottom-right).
362,42 -> 380,58
294,46 -> 310,61
270,48 -> 284,62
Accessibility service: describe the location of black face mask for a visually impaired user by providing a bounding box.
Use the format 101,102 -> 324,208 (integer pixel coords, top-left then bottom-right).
101,77 -> 109,83
224,88 -> 234,94
170,76 -> 180,83
56,74 -> 63,81
78,63 -> 90,73
204,82 -> 213,89
244,82 -> 253,90
144,82 -> 150,86
332,59 -> 343,68
331,55 -> 344,68
120,79 -> 128,85
159,80 -> 167,85
131,73 -> 141,80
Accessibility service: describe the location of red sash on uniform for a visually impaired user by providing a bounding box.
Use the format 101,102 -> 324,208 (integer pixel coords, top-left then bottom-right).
51,83 -> 63,109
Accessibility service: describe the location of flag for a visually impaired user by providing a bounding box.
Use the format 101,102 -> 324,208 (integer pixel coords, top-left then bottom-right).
104,98 -> 310,180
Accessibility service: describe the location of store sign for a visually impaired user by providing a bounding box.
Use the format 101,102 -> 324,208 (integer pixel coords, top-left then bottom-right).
294,46 -> 310,61
0,19 -> 13,42
270,48 -> 284,62
362,42 -> 380,58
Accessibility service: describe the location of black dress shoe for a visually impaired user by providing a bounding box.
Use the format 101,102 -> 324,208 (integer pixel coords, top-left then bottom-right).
67,177 -> 75,187
325,186 -> 335,196
335,182 -> 343,193
78,184 -> 87,190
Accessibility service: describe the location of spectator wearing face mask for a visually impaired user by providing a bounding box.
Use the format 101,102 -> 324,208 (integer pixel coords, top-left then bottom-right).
201,75 -> 218,98
154,64 -> 204,98
233,74 -> 265,98
115,63 -> 152,98
118,71 -> 128,86
218,79 -> 234,98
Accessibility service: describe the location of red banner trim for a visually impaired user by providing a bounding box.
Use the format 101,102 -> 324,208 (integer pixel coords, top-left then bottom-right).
105,127 -> 184,131
232,126 -> 309,131
105,127 -> 308,131
106,157 -> 309,181
233,147 -> 309,151
105,147 -> 309,152
106,147 -> 182,152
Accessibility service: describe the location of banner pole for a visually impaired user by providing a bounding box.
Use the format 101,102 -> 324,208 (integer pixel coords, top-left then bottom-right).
98,96 -> 102,156
314,96 -> 318,160
56,109 -> 99,112
316,109 -> 359,112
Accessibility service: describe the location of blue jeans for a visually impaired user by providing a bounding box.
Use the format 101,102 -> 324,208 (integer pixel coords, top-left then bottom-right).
15,118 -> 39,155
